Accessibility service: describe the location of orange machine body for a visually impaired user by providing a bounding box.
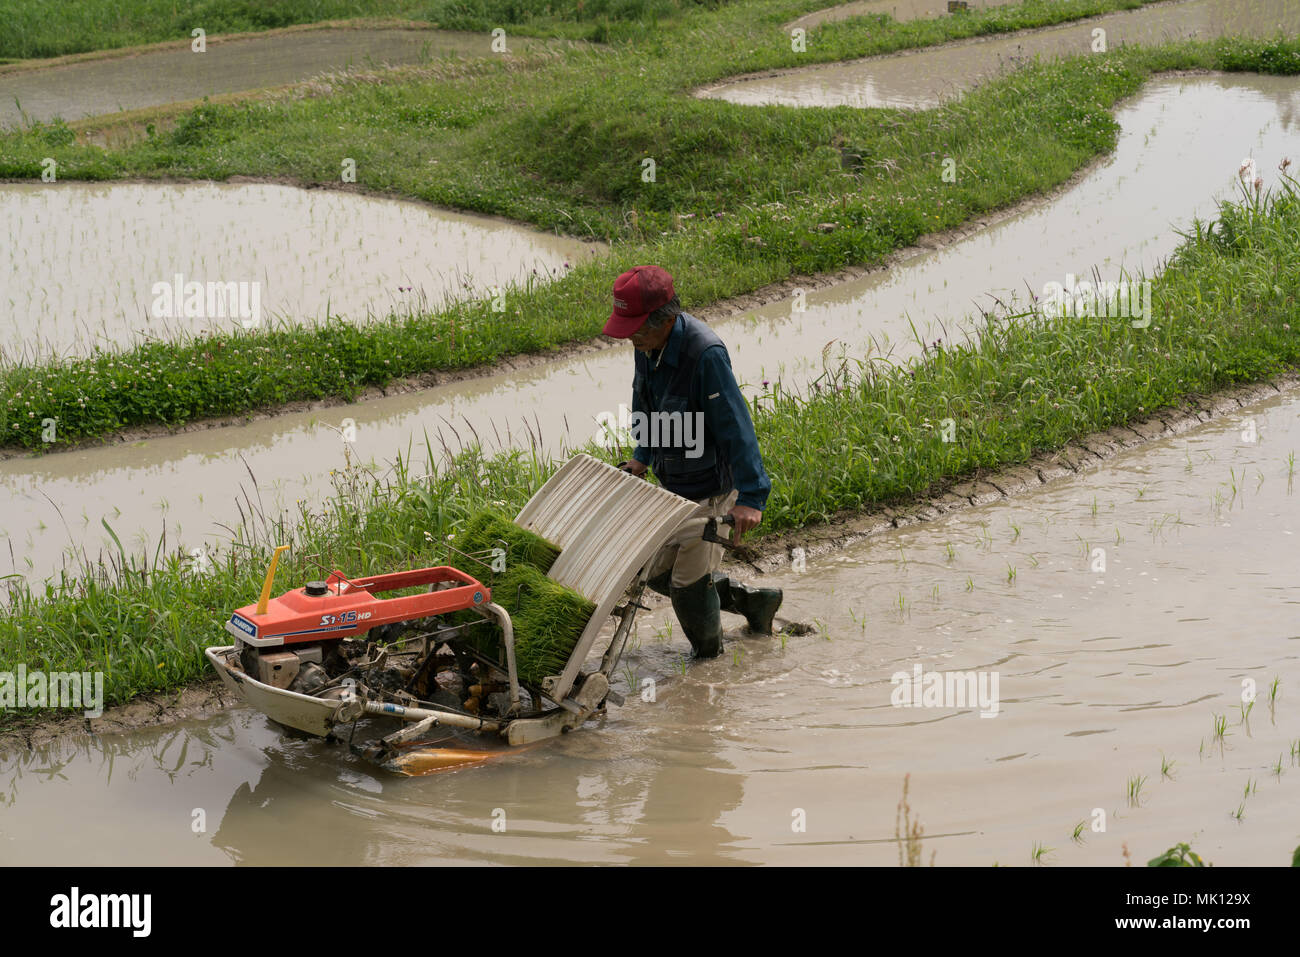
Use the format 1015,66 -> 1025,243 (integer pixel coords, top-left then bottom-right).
225,566 -> 490,648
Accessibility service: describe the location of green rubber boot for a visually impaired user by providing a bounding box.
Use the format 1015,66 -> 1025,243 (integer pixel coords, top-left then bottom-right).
711,573 -> 783,635
670,574 -> 724,659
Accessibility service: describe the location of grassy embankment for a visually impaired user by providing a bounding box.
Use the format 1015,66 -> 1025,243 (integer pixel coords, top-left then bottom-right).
0,0 -> 1270,450
2,169 -> 1298,724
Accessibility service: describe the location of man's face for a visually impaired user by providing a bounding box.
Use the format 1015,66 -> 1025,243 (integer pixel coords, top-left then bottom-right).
629,315 -> 675,354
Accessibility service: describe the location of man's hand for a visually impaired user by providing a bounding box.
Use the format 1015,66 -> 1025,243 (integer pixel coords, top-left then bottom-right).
618,459 -> 648,477
728,505 -> 762,542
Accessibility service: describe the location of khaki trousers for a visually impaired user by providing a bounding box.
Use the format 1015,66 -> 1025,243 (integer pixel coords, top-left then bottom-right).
646,489 -> 739,589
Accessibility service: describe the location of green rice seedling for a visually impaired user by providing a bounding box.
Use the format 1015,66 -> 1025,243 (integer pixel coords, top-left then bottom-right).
1031,842 -> 1053,865
944,542 -> 956,562
676,657 -> 688,677
1028,553 -> 1039,567
1273,755 -> 1284,778
1114,526 -> 1123,545
1231,803 -> 1245,821
895,774 -> 932,867
621,664 -> 639,694
1290,739 -> 1299,763
1009,521 -> 1020,543
1090,496 -> 1098,518
1238,699 -> 1254,724
1268,676 -> 1280,709
1160,753 -> 1176,779
462,562 -> 594,684
452,509 -> 560,575
444,508 -> 593,682
1071,821 -> 1087,844
1005,563 -> 1016,584
1127,774 -> 1146,806
965,577 -> 974,592
1212,713 -> 1228,740
1244,778 -> 1256,797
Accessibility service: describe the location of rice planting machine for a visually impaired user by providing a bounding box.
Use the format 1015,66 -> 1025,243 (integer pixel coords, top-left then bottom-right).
206,454 -> 734,774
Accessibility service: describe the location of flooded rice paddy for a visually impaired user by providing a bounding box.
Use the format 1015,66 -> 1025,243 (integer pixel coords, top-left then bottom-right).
0,181 -> 603,361
3,381 -> 1296,865
703,0 -> 1299,109
0,28 -> 541,129
2,73 -> 1297,584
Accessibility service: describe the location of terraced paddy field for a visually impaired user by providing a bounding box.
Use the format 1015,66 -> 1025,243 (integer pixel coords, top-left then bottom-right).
1,0 -> 1298,884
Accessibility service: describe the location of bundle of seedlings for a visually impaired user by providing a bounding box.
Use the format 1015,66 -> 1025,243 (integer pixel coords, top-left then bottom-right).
449,509 -> 593,685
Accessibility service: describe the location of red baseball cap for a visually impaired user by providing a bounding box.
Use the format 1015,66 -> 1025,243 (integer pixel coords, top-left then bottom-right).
602,265 -> 675,338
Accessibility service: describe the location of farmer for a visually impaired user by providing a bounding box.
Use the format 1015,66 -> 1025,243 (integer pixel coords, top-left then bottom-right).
603,264 -> 784,659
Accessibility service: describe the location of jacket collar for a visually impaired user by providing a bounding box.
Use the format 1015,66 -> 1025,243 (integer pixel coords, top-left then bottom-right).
652,312 -> 688,369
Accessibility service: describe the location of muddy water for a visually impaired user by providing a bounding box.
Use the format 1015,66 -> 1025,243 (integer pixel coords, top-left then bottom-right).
0,182 -> 603,360
3,74 -> 1296,582
0,28 -> 540,129
4,382 -> 1296,865
789,0 -> 1016,32
704,0 -> 1299,109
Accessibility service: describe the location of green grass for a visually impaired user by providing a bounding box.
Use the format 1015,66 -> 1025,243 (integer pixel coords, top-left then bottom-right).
3,166 -> 1299,723
0,1 -> 431,60
0,0 -> 715,60
5,0 -> 1295,448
